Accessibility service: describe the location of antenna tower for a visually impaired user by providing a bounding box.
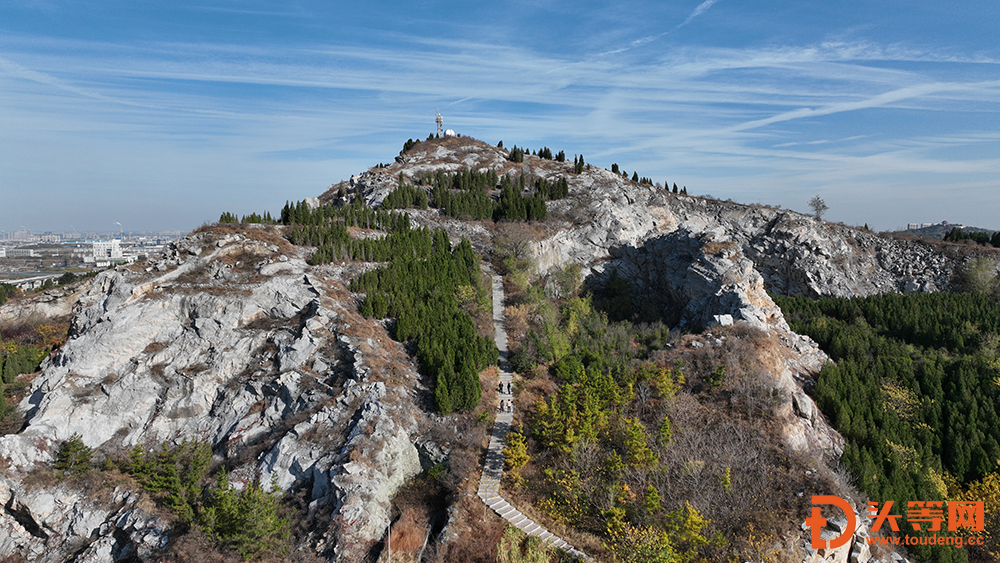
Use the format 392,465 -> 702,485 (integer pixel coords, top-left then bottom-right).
435,109 -> 443,137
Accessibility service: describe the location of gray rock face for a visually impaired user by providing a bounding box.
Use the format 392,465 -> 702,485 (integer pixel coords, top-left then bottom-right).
0,478 -> 167,563
608,229 -> 789,332
0,283 -> 81,324
0,229 -> 428,562
535,178 -> 955,307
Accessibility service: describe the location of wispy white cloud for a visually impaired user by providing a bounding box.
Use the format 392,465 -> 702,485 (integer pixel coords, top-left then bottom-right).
680,0 -> 722,27
600,0 -> 723,56
729,82 -> 995,132
2,24 -> 1000,230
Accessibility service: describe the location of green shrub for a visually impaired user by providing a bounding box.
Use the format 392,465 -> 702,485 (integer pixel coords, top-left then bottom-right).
201,472 -> 289,561
55,433 -> 92,474
125,440 -> 290,560
1,342 -> 47,384
128,439 -> 211,523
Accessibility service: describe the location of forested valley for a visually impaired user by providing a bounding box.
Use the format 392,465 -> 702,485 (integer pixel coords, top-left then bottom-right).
776,291 -> 1000,563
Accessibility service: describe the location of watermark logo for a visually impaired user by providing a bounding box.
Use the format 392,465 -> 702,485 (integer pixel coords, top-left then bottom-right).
867,500 -> 985,532
806,495 -> 987,550
806,495 -> 857,549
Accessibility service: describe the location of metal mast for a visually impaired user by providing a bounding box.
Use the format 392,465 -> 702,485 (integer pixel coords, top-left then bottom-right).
435,109 -> 443,137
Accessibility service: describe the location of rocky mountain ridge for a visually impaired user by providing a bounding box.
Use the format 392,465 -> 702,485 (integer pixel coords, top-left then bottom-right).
341,137 -> 957,305
1,229 -> 434,562
0,135 -> 956,563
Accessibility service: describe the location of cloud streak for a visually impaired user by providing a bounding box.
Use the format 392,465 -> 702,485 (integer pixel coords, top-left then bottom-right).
680,0 -> 721,27
600,0 -> 723,55
729,82 -> 998,131
1,17 -> 999,231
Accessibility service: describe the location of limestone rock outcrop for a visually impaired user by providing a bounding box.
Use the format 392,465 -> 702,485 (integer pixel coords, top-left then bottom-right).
0,228 -> 430,562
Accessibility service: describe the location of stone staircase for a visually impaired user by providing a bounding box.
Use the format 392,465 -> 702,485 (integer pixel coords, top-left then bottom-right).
477,271 -> 592,562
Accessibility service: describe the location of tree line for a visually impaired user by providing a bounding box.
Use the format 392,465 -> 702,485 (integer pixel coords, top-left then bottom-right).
381,169 -> 569,222
943,227 -> 1000,248
275,197 -> 498,414
351,231 -> 498,413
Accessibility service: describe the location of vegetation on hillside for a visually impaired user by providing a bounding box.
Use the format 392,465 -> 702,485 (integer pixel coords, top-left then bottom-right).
270,197 -> 498,414
490,235 -> 832,563
1,320 -> 65,419
351,229 -> 498,413
49,437 -> 291,561
776,291 -> 1000,563
414,169 -> 568,221
0,283 -> 18,307
943,227 -> 1000,248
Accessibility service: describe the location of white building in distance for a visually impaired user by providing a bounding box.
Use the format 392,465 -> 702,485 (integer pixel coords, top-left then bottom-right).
906,221 -> 950,230
92,240 -> 123,261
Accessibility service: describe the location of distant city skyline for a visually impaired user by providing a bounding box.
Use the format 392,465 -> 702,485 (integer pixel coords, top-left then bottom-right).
3,0 -> 1000,232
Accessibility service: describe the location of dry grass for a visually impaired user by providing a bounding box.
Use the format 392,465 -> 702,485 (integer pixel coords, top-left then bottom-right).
216,245 -> 269,273
242,311 -> 302,332
702,239 -> 740,257
149,363 -> 168,382
1,314 -> 71,346
434,493 -> 508,563
172,264 -> 210,285
180,362 -> 210,376
161,524 -> 323,563
0,404 -> 26,436
191,222 -> 294,254
369,474 -> 450,563
168,282 -> 253,297
512,373 -> 557,428
21,463 -> 150,515
504,304 -> 532,343
143,342 -> 167,354
387,508 -> 427,554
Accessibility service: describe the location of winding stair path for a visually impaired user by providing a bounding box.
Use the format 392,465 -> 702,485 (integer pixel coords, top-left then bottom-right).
477,271 -> 592,562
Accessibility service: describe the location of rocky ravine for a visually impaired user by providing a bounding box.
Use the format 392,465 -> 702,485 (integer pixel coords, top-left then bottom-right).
0,229 -> 435,562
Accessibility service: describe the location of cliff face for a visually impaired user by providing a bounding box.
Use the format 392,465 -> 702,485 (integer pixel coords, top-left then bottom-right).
0,228 -> 428,562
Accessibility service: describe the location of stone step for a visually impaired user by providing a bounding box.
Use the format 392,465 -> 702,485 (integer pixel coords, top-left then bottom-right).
477,271 -> 591,563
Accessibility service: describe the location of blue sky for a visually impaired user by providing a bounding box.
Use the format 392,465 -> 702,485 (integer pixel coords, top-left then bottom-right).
2,1 -> 999,232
